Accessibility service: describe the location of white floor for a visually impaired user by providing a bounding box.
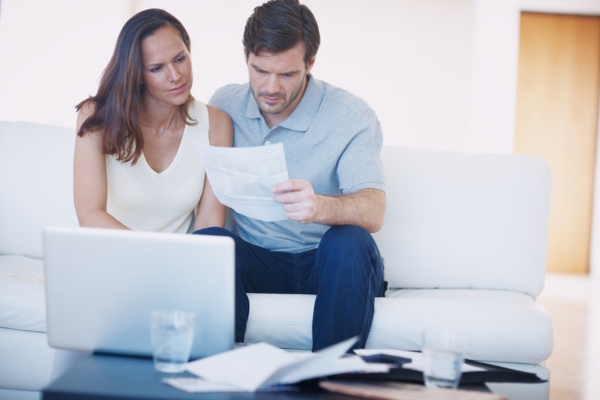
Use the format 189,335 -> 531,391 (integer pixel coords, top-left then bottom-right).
537,272 -> 600,400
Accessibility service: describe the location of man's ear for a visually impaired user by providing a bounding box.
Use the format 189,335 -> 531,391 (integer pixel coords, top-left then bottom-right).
306,57 -> 316,74
243,47 -> 249,63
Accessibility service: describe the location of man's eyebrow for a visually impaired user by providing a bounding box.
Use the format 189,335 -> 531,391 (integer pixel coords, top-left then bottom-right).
250,63 -> 300,75
280,70 -> 300,75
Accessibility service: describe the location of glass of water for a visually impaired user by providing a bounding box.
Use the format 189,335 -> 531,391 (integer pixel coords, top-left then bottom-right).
150,310 -> 195,373
422,329 -> 467,389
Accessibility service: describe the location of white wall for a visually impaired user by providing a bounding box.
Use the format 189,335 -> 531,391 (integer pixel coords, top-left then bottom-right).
0,0 -> 475,150
0,0 -> 131,129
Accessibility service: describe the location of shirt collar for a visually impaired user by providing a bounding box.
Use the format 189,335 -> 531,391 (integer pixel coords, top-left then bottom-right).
245,89 -> 262,120
245,74 -> 323,132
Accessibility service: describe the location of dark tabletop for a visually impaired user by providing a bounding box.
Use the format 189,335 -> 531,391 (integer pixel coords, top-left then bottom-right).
42,353 -> 355,400
42,352 -> 504,400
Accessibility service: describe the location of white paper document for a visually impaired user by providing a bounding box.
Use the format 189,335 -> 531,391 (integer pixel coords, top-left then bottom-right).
163,377 -> 247,393
195,143 -> 289,221
183,337 -> 389,392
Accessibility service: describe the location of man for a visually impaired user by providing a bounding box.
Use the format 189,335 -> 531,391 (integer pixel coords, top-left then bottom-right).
199,0 -> 386,351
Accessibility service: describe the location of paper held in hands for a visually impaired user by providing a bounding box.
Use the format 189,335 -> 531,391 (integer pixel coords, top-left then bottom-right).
171,337 -> 389,393
195,143 -> 289,221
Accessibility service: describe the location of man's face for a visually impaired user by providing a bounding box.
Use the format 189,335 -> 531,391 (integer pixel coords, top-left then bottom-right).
247,42 -> 315,126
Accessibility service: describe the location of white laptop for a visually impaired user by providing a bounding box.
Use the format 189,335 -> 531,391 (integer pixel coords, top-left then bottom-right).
43,226 -> 235,359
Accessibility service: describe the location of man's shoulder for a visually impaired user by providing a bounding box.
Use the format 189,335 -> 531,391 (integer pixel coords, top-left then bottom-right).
317,79 -> 373,114
209,83 -> 250,109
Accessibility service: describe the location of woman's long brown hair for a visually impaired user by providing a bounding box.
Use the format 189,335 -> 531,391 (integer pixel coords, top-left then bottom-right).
75,9 -> 195,164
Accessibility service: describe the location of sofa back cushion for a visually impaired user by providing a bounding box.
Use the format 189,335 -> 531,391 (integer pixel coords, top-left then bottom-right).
0,122 -> 78,258
373,147 -> 551,297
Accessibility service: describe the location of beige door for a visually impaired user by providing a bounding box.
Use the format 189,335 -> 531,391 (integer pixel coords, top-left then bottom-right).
514,12 -> 600,274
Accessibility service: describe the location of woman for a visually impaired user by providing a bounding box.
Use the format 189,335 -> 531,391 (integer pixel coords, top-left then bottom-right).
55,8 -> 231,379
74,8 -> 231,232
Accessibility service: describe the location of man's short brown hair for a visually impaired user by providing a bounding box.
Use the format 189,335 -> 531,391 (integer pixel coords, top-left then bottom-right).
243,0 -> 320,65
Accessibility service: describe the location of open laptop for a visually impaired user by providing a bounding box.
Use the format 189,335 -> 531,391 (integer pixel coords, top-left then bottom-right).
43,226 -> 235,359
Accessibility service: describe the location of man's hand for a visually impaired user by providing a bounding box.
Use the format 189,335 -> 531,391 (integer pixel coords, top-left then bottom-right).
272,179 -> 321,224
272,180 -> 385,232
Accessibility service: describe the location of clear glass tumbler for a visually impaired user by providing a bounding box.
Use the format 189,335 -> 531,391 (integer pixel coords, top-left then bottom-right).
150,310 -> 195,373
422,329 -> 467,389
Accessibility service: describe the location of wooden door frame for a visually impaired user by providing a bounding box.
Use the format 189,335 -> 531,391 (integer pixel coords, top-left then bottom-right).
470,0 -> 600,277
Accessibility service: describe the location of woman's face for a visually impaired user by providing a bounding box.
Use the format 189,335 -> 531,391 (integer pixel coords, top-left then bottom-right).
140,25 -> 193,108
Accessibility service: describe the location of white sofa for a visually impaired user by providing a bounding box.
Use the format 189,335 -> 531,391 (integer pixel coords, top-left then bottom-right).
0,121 -> 553,400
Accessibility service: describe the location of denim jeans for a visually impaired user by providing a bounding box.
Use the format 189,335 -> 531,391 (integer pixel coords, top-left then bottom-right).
193,225 -> 385,351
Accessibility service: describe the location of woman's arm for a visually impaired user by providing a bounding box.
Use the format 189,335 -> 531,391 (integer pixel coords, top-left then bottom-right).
193,106 -> 233,230
73,103 -> 129,229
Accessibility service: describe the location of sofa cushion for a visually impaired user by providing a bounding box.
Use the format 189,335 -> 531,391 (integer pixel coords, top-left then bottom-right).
0,255 -> 46,332
245,293 -> 315,350
373,147 -> 552,297
0,328 -> 55,391
0,121 -> 78,258
368,289 -> 553,364
244,291 -> 553,365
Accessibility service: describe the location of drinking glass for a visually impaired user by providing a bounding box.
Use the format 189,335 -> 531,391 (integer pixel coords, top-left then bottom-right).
422,329 -> 467,389
150,310 -> 195,373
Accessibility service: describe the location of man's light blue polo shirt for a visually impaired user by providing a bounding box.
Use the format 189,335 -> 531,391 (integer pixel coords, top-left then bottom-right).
209,75 -> 385,253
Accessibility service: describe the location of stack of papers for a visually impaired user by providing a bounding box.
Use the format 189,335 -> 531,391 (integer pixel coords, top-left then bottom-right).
164,337 -> 389,393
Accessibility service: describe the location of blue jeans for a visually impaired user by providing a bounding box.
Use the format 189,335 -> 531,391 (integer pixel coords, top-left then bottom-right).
193,225 -> 385,351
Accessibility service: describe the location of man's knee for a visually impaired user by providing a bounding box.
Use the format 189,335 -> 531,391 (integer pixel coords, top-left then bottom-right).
318,226 -> 379,269
320,225 -> 375,251
193,227 -> 245,262
192,226 -> 232,237
193,227 -> 245,263
318,225 -> 383,282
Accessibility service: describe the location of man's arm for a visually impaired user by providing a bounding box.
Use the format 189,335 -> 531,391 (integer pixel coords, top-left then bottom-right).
272,180 -> 386,233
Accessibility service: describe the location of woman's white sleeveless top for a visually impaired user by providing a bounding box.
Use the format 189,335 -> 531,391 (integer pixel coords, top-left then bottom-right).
105,101 -> 209,233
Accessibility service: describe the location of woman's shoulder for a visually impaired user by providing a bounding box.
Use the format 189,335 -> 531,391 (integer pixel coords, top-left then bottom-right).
206,104 -> 230,122
206,104 -> 232,147
76,100 -> 100,136
77,100 -> 97,120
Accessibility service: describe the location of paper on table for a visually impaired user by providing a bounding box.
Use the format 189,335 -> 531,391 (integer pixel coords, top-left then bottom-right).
162,377 -> 298,393
162,377 -> 245,393
195,143 -> 289,221
354,349 -> 485,373
184,337 -> 389,392
260,338 -> 387,387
